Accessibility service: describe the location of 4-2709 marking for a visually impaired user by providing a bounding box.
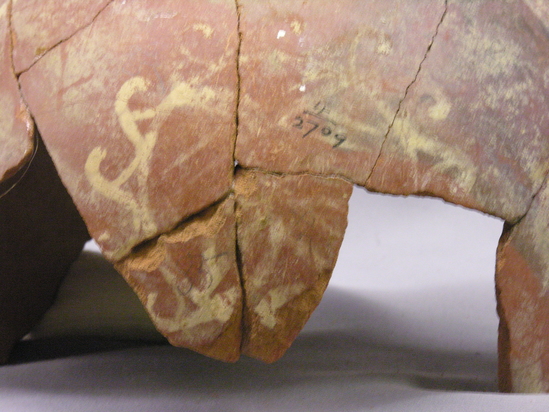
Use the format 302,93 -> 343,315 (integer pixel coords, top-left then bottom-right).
291,101 -> 347,148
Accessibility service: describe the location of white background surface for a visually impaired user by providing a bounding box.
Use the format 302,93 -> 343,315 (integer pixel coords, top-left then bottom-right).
2,187 -> 549,411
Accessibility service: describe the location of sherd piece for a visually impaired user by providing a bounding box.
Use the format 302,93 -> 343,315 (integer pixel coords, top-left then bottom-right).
1,0 -> 548,393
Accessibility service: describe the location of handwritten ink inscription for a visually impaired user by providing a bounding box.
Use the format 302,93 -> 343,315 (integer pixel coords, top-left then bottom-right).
292,101 -> 347,148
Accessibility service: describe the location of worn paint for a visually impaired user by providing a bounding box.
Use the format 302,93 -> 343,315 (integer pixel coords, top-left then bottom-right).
85,76 -> 232,260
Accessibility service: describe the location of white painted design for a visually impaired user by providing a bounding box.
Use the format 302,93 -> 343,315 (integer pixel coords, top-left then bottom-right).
85,76 -> 222,259
147,245 -> 239,343
255,283 -> 307,329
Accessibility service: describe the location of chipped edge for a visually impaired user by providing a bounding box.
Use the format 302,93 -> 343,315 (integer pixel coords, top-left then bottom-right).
114,190 -> 235,263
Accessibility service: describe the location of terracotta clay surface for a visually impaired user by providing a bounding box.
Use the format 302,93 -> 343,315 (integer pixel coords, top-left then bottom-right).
235,0 -> 446,182
18,0 -> 239,261
367,0 -> 549,222
1,0 -> 549,393
0,0 -> 33,182
116,196 -> 242,362
10,0 -> 112,74
496,179 -> 549,393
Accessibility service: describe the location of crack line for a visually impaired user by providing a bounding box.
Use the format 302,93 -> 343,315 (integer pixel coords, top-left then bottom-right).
531,168 -> 549,210
4,0 -> 116,195
15,0 -> 115,76
365,0 -> 449,184
236,165 -> 359,187
121,190 -> 235,262
232,0 -> 248,355
509,167 -> 549,228
233,0 -> 242,171
233,189 -> 247,354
